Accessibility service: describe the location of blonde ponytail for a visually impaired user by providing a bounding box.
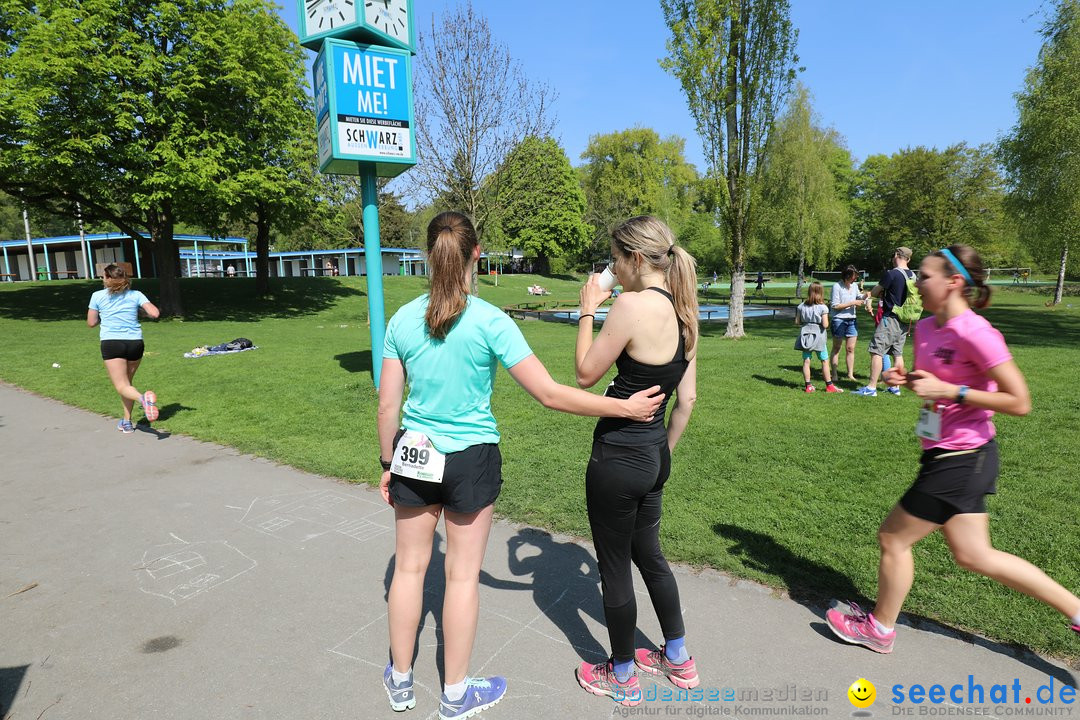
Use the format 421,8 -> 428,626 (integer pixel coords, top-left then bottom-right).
665,245 -> 699,356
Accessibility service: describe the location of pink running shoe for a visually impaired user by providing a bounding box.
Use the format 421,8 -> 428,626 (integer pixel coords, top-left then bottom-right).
804,385 -> 816,393
635,647 -> 699,689
576,660 -> 642,706
1071,624 -> 1079,636
825,602 -> 895,654
140,391 -> 159,422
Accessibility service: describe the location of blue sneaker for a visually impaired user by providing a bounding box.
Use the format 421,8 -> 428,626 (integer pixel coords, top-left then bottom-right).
117,419 -> 135,433
886,386 -> 901,396
383,663 -> 416,712
853,386 -> 878,397
439,676 -> 506,720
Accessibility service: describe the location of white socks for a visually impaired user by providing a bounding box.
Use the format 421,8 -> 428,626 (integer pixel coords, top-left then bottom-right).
391,667 -> 412,686
872,616 -> 894,634
444,679 -> 467,702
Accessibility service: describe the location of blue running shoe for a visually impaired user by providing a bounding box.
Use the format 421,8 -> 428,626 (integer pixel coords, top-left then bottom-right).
439,676 -> 506,720
383,663 -> 416,712
853,386 -> 878,397
886,386 -> 901,396
117,419 -> 134,434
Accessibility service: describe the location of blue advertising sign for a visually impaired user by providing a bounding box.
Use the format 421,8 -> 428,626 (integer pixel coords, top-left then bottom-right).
313,52 -> 329,125
314,38 -> 416,177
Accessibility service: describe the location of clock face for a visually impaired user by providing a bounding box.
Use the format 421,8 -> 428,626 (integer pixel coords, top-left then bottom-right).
304,0 -> 357,37
364,0 -> 409,41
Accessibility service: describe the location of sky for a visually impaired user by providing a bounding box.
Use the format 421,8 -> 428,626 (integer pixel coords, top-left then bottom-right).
279,1 -> 1051,172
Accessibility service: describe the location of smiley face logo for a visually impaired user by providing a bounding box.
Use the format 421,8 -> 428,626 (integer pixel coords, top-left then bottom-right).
848,678 -> 876,708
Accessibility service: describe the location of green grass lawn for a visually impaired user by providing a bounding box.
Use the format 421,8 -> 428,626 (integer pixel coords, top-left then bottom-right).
2,274 -> 1079,659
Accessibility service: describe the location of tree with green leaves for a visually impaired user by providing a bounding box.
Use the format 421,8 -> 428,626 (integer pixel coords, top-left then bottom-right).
494,136 -> 590,274
578,127 -> 699,264
0,0 -> 313,313
757,85 -> 851,296
999,0 -> 1080,304
849,145 -> 1014,274
208,0 -> 319,297
661,0 -> 798,337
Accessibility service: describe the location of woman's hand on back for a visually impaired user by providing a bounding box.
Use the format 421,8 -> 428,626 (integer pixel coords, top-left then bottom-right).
623,385 -> 665,422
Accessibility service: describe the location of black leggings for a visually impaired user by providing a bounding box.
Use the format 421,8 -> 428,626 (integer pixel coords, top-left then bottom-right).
585,440 -> 685,663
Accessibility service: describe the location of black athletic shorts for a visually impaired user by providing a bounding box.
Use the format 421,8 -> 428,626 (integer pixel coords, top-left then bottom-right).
100,339 -> 145,361
388,430 -> 502,514
900,440 -> 999,525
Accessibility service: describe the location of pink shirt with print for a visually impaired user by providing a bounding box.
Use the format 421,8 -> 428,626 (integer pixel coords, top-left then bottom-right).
913,309 -> 1013,450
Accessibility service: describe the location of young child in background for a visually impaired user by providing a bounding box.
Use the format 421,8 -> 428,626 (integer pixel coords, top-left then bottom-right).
795,282 -> 842,393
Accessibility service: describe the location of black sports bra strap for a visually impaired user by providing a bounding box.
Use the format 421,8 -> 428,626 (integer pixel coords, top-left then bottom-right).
645,287 -> 685,361
646,286 -> 675,305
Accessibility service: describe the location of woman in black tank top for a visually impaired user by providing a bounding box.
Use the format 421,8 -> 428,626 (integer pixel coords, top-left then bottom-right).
571,216 -> 702,707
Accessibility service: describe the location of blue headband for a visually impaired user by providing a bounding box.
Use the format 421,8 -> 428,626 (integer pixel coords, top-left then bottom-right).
938,248 -> 973,285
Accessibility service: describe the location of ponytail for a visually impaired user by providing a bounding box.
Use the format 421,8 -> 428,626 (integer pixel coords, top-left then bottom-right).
103,263 -> 130,294
666,245 -> 699,356
424,212 -> 477,339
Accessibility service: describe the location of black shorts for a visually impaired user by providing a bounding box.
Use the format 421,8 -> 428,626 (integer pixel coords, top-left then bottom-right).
388,431 -> 502,514
101,339 -> 145,361
900,440 -> 999,525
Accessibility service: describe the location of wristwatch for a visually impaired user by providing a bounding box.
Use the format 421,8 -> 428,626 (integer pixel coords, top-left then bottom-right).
955,385 -> 969,405
380,458 -> 393,471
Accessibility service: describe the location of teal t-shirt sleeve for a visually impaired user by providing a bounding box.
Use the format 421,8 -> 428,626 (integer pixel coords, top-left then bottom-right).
89,290 -> 101,311
133,290 -> 149,306
382,315 -> 400,360
488,311 -> 532,369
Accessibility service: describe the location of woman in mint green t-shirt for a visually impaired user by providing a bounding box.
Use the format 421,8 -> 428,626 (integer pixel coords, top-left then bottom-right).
86,264 -> 160,433
376,211 -> 664,719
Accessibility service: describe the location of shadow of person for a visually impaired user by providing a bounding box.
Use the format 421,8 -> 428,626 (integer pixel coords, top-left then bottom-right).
714,523 -> 864,611
0,665 -> 29,718
504,527 -> 611,662
382,529 -> 529,683
333,351 -> 372,375
714,523 -> 1077,687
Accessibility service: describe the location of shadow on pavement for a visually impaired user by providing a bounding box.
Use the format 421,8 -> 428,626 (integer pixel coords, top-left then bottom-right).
505,528 -> 609,662
0,664 -> 29,718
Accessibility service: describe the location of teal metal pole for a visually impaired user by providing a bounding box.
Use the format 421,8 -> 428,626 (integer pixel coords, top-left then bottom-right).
133,236 -> 142,278
362,171 -> 386,389
44,242 -> 52,279
2,246 -> 9,280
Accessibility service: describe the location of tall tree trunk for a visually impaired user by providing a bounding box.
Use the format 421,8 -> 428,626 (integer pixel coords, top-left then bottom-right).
255,204 -> 271,297
1053,241 -> 1068,305
147,203 -> 183,317
796,247 -> 806,298
726,216 -> 746,338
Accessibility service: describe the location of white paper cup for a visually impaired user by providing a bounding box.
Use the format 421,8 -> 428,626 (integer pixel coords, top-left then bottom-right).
597,266 -> 619,292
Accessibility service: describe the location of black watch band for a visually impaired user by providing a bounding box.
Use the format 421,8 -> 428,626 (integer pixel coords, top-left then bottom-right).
380,458 -> 392,471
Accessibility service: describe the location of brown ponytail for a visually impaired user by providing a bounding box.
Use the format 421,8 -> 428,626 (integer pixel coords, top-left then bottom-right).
935,244 -> 991,309
611,216 -> 699,355
424,212 -> 478,340
103,263 -> 130,294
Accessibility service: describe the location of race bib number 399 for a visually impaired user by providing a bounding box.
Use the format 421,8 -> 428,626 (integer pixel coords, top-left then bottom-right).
391,430 -> 446,483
